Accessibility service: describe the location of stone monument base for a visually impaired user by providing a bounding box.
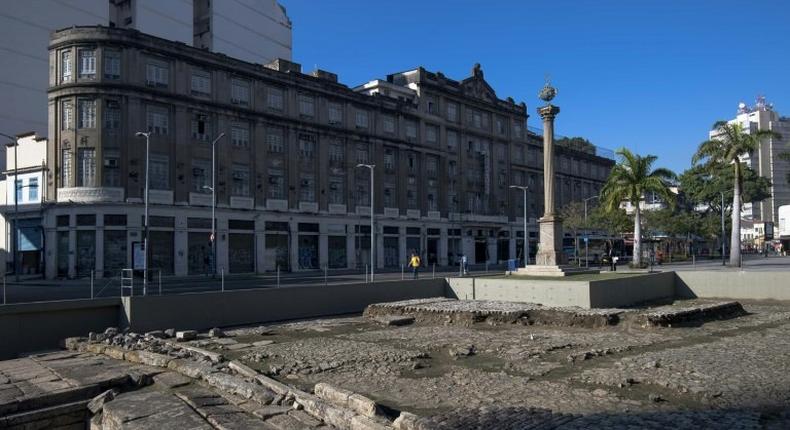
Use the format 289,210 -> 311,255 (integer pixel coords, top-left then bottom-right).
515,265 -> 600,277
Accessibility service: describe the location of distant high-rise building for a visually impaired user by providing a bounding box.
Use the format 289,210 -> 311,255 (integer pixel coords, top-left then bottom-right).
193,0 -> 292,64
0,0 -> 291,153
711,98 -> 790,225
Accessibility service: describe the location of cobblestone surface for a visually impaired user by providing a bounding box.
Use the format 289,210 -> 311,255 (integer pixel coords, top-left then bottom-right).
219,299 -> 790,429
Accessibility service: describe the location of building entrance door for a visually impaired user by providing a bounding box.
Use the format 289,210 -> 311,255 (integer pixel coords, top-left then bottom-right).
474,239 -> 487,264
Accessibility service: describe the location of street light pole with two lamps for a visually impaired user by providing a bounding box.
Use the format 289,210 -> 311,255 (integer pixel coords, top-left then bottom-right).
203,133 -> 225,276
356,164 -> 375,281
134,132 -> 151,294
509,185 -> 529,269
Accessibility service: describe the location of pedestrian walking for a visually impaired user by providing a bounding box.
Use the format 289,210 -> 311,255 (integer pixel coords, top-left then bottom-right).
461,254 -> 468,276
409,252 -> 421,279
612,255 -> 619,271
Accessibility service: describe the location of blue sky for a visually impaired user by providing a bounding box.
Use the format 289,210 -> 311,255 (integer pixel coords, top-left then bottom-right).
284,0 -> 790,173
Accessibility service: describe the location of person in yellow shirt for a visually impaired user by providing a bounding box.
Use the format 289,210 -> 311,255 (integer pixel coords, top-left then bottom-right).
408,252 -> 421,279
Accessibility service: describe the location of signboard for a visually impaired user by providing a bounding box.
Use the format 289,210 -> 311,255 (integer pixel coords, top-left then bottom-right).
764,222 -> 774,240
132,242 -> 145,270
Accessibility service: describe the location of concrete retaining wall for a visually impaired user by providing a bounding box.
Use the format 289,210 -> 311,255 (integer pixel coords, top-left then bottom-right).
589,272 -> 675,308
0,298 -> 122,359
123,279 -> 446,333
447,273 -> 675,309
675,271 -> 790,301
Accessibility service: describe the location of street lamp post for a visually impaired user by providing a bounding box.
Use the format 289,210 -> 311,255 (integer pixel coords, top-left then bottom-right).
583,195 -> 600,268
134,132 -> 150,294
509,185 -> 529,268
2,132 -> 20,282
206,133 -> 225,277
356,164 -> 375,282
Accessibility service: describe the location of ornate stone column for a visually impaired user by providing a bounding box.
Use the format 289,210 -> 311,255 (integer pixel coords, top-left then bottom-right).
536,102 -> 566,266
518,81 -> 598,275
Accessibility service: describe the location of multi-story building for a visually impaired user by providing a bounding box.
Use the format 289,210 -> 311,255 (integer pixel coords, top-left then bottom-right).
0,133 -> 48,276
0,0 -> 291,160
713,98 -> 790,225
44,26 -> 613,279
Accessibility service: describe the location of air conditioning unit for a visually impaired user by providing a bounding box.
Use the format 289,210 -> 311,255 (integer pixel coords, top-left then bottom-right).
104,159 -> 119,168
268,177 -> 279,184
301,179 -> 310,186
192,168 -> 203,175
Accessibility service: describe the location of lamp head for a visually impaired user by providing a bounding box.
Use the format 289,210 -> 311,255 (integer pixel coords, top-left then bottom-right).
135,132 -> 147,138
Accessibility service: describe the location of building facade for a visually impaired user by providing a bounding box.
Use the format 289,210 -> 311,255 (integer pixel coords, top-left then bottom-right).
45,26 -> 613,279
713,98 -> 790,225
0,0 -> 290,156
0,133 -> 48,276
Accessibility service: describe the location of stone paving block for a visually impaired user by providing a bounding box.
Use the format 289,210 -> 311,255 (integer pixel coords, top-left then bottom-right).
266,412 -> 316,430
289,409 -> 323,426
176,330 -> 198,341
350,414 -> 393,430
208,411 -> 279,430
167,358 -> 217,379
153,371 -> 192,389
252,405 -> 293,420
102,390 -> 213,429
175,385 -> 230,409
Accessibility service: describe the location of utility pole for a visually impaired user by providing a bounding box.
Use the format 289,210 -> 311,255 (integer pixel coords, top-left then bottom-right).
204,133 -> 225,277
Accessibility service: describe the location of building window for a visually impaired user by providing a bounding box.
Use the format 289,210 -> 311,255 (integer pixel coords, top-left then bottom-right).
61,50 -> 72,83
329,142 -> 344,163
447,130 -> 458,151
407,153 -> 417,174
426,156 -> 438,177
145,60 -> 168,87
14,179 -> 22,202
328,102 -> 343,124
77,148 -> 96,187
104,50 -> 120,79
231,164 -> 250,196
192,160 -> 210,193
382,115 -> 395,133
61,149 -> 72,187
146,106 -> 169,135
149,154 -> 169,190
267,87 -> 284,110
78,49 -> 95,78
266,128 -> 284,153
78,99 -> 96,128
447,102 -> 458,122
355,109 -> 368,128
425,95 -> 437,115
191,113 -> 210,141
231,123 -> 250,148
298,133 -> 316,159
298,94 -> 315,117
448,160 -> 457,176
230,78 -> 250,105
405,120 -> 417,139
103,150 -> 120,187
104,100 -> 120,130
300,173 -> 315,202
426,125 -> 438,143
513,120 -> 523,138
356,146 -> 369,164
268,169 -> 284,199
329,176 -> 345,204
384,150 -> 395,171
427,190 -> 438,211
407,189 -> 417,209
448,192 -> 458,212
383,186 -> 395,207
496,116 -> 506,135
467,108 -> 482,128
61,101 -> 72,130
191,69 -> 211,96
28,178 -> 38,201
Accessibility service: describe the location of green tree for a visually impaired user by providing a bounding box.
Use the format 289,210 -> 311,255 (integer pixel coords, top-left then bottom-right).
600,148 -> 676,266
692,121 -> 781,266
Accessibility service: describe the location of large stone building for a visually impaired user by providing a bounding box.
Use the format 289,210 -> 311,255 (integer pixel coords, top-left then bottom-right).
44,26 -> 613,279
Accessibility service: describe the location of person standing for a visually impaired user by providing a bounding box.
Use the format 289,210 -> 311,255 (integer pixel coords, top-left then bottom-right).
461,254 -> 468,276
409,252 -> 421,279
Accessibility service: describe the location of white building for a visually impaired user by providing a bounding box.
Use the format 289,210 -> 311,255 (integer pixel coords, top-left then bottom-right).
778,205 -> 790,253
193,0 -> 292,64
712,98 -> 790,225
0,0 -> 291,156
0,133 -> 47,276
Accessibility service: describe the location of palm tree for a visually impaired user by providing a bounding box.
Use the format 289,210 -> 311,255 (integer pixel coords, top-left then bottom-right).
693,121 -> 781,266
601,148 -> 676,267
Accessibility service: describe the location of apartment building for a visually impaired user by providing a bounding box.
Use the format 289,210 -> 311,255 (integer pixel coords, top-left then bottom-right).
45,26 -> 613,279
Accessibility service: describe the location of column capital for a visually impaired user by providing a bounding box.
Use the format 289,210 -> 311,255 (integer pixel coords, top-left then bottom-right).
538,104 -> 560,121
